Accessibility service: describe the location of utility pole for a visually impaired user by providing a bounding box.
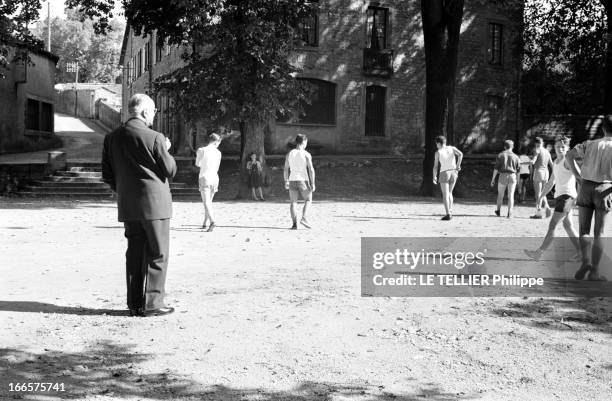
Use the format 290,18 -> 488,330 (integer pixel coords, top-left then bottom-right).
46,1 -> 51,52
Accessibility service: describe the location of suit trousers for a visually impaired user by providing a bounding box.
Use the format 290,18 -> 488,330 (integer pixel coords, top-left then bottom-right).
123,219 -> 170,310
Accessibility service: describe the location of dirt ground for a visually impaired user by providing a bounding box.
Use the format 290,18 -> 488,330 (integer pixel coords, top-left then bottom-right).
1,197 -> 611,401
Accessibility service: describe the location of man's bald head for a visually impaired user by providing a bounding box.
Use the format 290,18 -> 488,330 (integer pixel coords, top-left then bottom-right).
128,94 -> 156,127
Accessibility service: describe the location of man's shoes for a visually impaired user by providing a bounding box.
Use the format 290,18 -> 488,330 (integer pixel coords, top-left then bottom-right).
300,217 -> 312,229
530,214 -> 543,219
141,306 -> 175,317
207,223 -> 215,232
574,263 -> 592,280
129,308 -> 144,317
441,214 -> 452,221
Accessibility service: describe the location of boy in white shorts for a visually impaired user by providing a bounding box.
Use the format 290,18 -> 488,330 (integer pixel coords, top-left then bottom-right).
491,140 -> 520,218
524,136 -> 579,261
530,137 -> 553,219
433,135 -> 463,220
195,133 -> 222,232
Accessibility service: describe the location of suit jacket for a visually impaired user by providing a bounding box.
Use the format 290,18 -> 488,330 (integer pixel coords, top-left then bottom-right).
102,117 -> 177,222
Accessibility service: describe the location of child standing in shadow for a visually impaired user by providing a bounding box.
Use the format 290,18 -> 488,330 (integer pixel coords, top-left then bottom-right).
247,152 -> 265,201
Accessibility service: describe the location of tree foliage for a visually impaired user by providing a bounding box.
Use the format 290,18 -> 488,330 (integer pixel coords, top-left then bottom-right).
0,0 -> 45,78
32,9 -> 125,83
523,0 -> 609,114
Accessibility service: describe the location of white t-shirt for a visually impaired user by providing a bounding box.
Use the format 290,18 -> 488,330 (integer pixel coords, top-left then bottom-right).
195,145 -> 222,185
519,155 -> 531,175
553,158 -> 577,198
437,146 -> 457,172
287,148 -> 312,181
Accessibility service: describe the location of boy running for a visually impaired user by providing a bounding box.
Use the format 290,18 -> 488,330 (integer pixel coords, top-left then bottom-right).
491,140 -> 520,218
284,134 -> 316,230
432,136 -> 463,220
524,136 -> 579,261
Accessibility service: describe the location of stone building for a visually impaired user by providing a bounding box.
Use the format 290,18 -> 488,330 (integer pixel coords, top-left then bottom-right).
0,46 -> 58,150
118,0 -> 523,156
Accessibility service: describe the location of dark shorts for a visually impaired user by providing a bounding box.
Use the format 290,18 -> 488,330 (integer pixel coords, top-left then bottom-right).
520,173 -> 529,181
576,180 -> 612,212
439,170 -> 458,184
289,181 -> 312,201
554,194 -> 575,214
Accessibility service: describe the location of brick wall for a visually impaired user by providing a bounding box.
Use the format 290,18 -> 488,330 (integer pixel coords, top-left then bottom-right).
120,0 -> 523,156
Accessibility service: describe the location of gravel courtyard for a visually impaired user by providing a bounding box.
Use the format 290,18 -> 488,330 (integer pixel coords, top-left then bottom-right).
1,198 -> 611,401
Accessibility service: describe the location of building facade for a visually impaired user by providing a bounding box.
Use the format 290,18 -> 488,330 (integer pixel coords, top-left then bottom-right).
0,47 -> 58,150
119,0 -> 523,156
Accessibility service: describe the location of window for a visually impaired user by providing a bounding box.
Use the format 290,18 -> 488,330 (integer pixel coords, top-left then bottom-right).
365,85 -> 386,136
40,102 -> 53,132
26,99 -> 39,130
26,99 -> 53,132
488,23 -> 503,65
144,42 -> 150,71
155,36 -> 164,63
137,49 -> 143,77
127,60 -> 133,84
278,78 -> 335,125
366,7 -> 388,50
298,5 -> 318,46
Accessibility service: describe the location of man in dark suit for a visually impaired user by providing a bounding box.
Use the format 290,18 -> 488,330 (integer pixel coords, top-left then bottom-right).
102,93 -> 177,317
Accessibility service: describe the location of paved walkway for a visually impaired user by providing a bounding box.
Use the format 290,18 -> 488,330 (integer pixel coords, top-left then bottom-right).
0,114 -> 106,164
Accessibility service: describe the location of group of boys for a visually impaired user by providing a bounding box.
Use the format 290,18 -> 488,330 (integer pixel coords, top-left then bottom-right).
433,115 -> 612,281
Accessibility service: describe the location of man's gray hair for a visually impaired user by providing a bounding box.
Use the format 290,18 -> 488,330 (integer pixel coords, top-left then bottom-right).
128,94 -> 155,115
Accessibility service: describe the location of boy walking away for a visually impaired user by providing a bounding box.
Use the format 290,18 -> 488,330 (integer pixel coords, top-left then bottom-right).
524,136 -> 579,261
565,115 -> 612,281
195,133 -> 222,232
531,137 -> 554,219
284,134 -> 316,230
432,136 -> 463,220
491,140 -> 520,218
518,146 -> 532,203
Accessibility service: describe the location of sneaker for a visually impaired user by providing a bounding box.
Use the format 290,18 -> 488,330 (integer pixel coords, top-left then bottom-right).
290,223 -> 298,230
574,263 -> 592,280
207,223 -> 215,232
300,217 -> 312,229
529,214 -> 543,219
441,214 -> 452,221
494,210 -> 500,217
524,249 -> 543,261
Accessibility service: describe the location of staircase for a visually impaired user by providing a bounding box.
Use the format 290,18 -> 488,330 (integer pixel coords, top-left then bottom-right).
22,164 -> 200,199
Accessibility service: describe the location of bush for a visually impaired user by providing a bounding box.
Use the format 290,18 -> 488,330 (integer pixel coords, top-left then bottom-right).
0,135 -> 63,154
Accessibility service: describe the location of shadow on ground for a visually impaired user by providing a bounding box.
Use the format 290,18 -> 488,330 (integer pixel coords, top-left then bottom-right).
491,297 -> 612,334
0,301 -> 126,316
0,341 -> 476,400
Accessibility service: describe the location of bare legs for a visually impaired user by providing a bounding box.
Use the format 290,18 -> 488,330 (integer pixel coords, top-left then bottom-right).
496,181 -> 516,217
533,180 -> 550,216
440,182 -> 451,216
577,206 -> 608,279
200,188 -> 215,229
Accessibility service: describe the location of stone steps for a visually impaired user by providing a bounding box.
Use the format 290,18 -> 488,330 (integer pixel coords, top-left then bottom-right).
22,163 -> 200,199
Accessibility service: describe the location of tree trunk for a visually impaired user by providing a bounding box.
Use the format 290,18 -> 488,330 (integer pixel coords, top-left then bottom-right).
236,120 -> 266,199
419,0 -> 464,196
603,0 -> 612,113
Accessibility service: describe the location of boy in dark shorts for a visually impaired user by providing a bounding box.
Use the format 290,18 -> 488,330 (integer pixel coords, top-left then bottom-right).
565,115 -> 612,281
524,136 -> 579,261
491,140 -> 520,218
283,134 -> 316,229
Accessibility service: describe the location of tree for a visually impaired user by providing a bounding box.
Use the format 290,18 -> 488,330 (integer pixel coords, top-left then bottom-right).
32,9 -> 125,83
68,0 -> 314,197
523,0 -> 609,114
0,0 -> 45,79
419,0 -> 465,196
602,0 -> 612,112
